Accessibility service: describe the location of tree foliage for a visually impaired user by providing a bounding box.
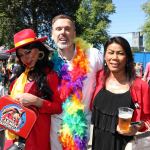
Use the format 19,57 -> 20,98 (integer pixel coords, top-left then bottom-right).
0,0 -> 115,49
0,0 -> 81,48
141,1 -> 150,51
76,0 -> 115,47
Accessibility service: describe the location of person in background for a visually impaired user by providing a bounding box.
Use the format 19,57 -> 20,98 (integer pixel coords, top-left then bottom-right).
139,63 -> 144,77
9,57 -> 22,84
0,66 -> 3,84
0,126 -> 5,150
1,65 -> 9,87
142,62 -> 150,86
50,14 -> 103,150
0,67 -> 8,96
90,36 -> 150,150
134,62 -> 143,78
7,55 -> 15,73
4,28 -> 62,150
0,68 -> 8,150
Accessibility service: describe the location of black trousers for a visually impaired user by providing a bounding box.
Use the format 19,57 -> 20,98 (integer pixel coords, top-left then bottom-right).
0,129 -> 5,150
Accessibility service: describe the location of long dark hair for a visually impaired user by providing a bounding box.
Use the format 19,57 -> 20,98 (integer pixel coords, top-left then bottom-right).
104,36 -> 135,81
16,42 -> 54,100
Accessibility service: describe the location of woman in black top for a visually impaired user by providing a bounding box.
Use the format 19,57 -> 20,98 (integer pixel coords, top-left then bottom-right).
91,36 -> 146,150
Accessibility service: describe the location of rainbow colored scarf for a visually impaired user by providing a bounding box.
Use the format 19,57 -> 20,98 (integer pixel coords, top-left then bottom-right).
51,38 -> 91,150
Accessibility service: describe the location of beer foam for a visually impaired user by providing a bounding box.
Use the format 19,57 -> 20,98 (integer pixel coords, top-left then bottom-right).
119,113 -> 132,119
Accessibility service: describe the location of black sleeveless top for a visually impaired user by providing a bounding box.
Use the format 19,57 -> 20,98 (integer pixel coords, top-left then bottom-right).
91,88 -> 135,150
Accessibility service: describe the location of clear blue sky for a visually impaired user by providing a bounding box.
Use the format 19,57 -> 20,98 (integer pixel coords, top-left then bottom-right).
108,0 -> 147,44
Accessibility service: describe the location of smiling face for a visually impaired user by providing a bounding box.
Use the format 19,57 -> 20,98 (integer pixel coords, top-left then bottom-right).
52,18 -> 76,50
17,48 -> 40,69
104,42 -> 127,74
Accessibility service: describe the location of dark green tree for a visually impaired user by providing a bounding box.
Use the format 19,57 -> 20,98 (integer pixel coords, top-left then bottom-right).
0,0 -> 115,50
0,0 -> 81,48
76,0 -> 115,47
141,1 -> 150,51
0,0 -> 23,47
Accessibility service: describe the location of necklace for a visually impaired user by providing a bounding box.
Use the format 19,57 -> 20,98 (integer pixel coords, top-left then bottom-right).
51,38 -> 91,149
106,78 -> 130,93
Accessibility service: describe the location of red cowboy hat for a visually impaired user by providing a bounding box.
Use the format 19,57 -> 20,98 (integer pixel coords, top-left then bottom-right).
6,28 -> 47,53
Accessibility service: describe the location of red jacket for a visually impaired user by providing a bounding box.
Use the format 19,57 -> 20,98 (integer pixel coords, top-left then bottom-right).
9,70 -> 62,150
90,69 -> 150,132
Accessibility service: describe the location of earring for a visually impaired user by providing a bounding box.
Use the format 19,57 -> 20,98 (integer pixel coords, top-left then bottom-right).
38,51 -> 45,60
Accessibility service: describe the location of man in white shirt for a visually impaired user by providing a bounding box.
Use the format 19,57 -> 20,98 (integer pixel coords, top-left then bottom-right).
50,14 -> 103,150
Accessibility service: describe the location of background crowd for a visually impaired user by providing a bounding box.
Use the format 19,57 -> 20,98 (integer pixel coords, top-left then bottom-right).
0,52 -> 149,95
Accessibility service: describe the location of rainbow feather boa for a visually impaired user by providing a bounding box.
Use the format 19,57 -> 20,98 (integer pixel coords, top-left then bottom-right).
51,38 -> 91,150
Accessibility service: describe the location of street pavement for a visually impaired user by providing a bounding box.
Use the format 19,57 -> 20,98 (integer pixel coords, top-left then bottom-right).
132,135 -> 150,150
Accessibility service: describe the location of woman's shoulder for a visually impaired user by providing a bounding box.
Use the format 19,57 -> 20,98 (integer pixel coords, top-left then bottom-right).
132,77 -> 149,89
44,67 -> 58,81
96,69 -> 105,81
45,67 -> 58,76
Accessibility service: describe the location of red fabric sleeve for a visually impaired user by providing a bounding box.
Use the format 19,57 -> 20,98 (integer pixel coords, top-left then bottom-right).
90,69 -> 105,110
131,78 -> 150,132
39,71 -> 62,114
140,81 -> 150,131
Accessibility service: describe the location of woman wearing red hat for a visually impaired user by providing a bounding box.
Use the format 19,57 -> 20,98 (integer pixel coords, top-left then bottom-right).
4,29 -> 62,150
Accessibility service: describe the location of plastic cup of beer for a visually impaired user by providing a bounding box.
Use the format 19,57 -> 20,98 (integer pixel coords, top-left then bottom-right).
118,107 -> 134,132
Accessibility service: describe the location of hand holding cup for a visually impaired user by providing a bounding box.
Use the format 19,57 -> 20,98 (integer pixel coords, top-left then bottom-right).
118,107 -> 134,132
